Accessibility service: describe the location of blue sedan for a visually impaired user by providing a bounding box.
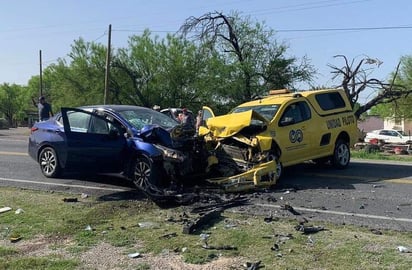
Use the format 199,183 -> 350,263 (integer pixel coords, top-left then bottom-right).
28,105 -> 201,195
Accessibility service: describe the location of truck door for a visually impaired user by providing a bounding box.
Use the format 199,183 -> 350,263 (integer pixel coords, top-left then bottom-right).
276,101 -> 313,163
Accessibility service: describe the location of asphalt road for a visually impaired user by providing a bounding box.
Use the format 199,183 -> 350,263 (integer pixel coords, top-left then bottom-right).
1,127 -> 412,231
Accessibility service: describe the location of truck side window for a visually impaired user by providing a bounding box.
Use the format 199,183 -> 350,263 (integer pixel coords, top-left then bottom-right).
279,102 -> 310,126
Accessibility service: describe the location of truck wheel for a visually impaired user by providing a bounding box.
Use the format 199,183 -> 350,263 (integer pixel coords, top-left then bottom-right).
266,152 -> 282,180
332,139 -> 350,169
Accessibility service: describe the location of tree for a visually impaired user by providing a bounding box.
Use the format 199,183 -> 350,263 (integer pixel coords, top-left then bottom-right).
112,30 -> 226,111
180,11 -> 314,106
44,38 -> 107,109
0,83 -> 26,127
329,55 -> 412,119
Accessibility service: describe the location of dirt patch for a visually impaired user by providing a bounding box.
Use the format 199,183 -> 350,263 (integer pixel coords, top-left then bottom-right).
3,236 -> 244,270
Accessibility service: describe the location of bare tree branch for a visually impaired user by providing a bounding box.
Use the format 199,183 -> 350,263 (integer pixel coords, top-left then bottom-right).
328,55 -> 410,118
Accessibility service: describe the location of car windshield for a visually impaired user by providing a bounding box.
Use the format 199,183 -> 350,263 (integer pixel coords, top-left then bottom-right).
231,104 -> 280,121
117,108 -> 179,130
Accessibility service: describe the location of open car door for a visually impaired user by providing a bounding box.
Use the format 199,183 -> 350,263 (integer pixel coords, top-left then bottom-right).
61,107 -> 128,173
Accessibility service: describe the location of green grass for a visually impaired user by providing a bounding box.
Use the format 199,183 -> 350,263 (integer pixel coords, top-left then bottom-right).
1,187 -> 412,269
352,149 -> 412,162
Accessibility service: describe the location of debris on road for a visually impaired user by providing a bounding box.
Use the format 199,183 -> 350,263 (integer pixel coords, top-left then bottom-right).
189,195 -> 249,213
182,208 -> 222,234
282,203 -> 301,215
397,246 -> 411,253
10,236 -> 22,243
127,252 -> 141,258
0,206 -> 12,214
244,261 -> 263,270
159,232 -> 177,239
202,243 -> 237,250
370,228 -> 382,235
295,224 -> 325,234
63,197 -> 78,202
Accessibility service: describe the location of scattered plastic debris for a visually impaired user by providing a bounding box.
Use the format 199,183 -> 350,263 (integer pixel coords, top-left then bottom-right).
199,233 -> 210,244
159,232 -> 177,239
370,228 -> 382,235
397,246 -> 410,253
0,207 -> 12,214
282,204 -> 301,215
202,243 -> 237,250
15,208 -> 24,214
224,223 -> 237,229
63,198 -> 78,202
127,252 -> 141,258
244,261 -> 263,270
81,193 -> 89,199
138,222 -> 158,228
295,224 -> 325,234
270,243 -> 280,251
10,236 -> 22,243
84,225 -> 93,231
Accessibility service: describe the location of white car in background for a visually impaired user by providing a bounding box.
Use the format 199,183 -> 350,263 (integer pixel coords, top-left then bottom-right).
364,129 -> 412,144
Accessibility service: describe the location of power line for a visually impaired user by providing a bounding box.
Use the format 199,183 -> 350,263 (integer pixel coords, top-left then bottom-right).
113,24 -> 412,35
277,25 -> 412,33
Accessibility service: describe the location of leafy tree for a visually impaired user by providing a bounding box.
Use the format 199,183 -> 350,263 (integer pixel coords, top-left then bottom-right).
112,30 -> 227,111
0,83 -> 27,126
180,11 -> 315,106
44,38 -> 107,109
382,55 -> 412,119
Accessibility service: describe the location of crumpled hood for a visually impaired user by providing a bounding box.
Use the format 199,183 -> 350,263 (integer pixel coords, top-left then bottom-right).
206,110 -> 268,138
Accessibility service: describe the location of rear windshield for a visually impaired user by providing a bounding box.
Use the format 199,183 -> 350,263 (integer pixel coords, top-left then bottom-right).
315,92 -> 346,110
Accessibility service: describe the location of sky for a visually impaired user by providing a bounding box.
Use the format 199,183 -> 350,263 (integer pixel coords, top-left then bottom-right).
1,0 -> 412,102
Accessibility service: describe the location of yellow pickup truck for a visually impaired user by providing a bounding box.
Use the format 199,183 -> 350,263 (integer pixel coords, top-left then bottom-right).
201,89 -> 358,191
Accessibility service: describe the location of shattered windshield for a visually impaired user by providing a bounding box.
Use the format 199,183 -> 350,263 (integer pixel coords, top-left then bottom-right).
231,104 -> 280,121
118,108 -> 179,130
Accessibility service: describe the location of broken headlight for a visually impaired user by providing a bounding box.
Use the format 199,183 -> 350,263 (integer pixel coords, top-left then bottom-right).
154,144 -> 185,162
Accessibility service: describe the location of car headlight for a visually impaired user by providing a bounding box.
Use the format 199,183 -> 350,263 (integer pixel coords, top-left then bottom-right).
154,144 -> 185,162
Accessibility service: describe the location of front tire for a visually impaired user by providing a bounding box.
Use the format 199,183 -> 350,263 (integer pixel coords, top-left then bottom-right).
132,155 -> 163,196
262,152 -> 282,182
39,147 -> 62,177
332,139 -> 350,169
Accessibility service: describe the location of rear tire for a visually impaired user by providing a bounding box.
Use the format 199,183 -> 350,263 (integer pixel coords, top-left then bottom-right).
39,147 -> 62,177
332,139 -> 350,169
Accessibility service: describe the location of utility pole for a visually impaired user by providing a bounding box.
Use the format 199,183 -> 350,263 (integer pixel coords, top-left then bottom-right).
39,50 -> 43,97
104,24 -> 112,104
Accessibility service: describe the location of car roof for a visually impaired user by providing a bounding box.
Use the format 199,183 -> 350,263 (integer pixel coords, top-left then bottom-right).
78,104 -> 152,112
236,89 -> 345,107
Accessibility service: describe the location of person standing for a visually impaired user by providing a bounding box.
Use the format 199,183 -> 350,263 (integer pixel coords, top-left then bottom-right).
181,108 -> 194,129
32,96 -> 53,121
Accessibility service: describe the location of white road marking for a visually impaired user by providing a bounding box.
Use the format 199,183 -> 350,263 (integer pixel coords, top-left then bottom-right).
0,138 -> 27,142
0,151 -> 28,156
0,177 -> 130,192
254,203 -> 412,223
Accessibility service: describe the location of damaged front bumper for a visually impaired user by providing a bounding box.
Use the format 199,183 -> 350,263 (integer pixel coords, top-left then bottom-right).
206,159 -> 278,192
